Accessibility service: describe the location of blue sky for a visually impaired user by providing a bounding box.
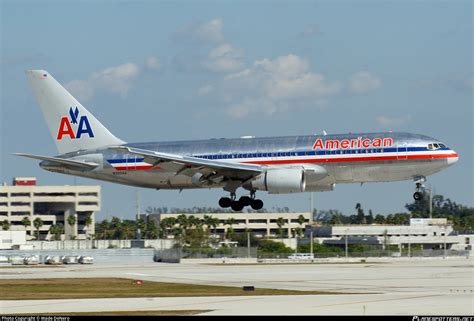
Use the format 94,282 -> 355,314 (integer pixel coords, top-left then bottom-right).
1,0 -> 472,220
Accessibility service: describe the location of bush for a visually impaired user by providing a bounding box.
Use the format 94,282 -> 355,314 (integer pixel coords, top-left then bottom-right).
257,239 -> 293,255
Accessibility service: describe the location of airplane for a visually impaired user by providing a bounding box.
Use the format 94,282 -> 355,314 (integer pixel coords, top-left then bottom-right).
16,70 -> 459,211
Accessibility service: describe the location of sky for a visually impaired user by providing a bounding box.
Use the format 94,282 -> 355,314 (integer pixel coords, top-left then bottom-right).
1,0 -> 472,220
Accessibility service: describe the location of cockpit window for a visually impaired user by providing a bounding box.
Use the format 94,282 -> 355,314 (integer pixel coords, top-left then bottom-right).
428,143 -> 446,150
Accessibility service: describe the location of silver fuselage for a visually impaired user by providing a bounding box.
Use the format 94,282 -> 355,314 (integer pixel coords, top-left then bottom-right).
40,131 -> 459,192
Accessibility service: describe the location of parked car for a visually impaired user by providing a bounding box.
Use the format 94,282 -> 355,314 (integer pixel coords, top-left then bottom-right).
78,256 -> 94,264
287,253 -> 314,260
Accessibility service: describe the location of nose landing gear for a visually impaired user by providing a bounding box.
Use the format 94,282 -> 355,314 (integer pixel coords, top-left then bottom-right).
413,176 -> 426,201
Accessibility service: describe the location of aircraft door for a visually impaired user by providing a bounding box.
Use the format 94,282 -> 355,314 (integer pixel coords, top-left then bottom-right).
397,142 -> 408,160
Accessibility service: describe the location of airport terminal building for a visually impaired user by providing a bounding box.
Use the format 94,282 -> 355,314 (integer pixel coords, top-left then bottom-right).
143,212 -> 311,238
0,177 -> 100,241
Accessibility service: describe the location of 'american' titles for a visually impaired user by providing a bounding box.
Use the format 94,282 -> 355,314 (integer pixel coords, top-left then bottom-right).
312,137 -> 394,150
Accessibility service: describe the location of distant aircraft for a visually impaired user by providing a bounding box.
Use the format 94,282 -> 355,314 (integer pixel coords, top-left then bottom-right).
17,70 -> 459,211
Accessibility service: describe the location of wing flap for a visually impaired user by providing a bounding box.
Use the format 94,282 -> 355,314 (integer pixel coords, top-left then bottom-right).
110,146 -> 263,180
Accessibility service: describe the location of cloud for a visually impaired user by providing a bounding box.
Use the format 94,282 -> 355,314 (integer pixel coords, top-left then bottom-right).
174,18 -> 224,44
173,19 -> 245,74
376,115 -> 412,127
145,57 -> 160,71
227,54 -> 340,100
202,54 -> 340,118
197,85 -> 214,96
203,44 -> 244,73
349,71 -> 382,94
65,63 -> 140,101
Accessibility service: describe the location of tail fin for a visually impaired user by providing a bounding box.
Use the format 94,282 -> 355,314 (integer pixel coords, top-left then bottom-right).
25,70 -> 125,154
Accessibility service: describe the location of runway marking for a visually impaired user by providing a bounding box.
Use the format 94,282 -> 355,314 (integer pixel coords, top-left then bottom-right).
0,296 -> 266,314
311,294 -> 444,309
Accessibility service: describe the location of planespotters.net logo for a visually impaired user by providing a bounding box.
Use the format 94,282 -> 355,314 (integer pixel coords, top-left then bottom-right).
413,317 -> 474,321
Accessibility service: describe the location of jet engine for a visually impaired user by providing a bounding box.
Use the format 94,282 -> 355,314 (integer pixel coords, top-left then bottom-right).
250,167 -> 306,194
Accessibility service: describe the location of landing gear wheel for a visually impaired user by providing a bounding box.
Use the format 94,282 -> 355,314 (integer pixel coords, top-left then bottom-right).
239,196 -> 252,207
250,199 -> 264,210
231,200 -> 244,211
219,197 -> 232,208
413,191 -> 423,201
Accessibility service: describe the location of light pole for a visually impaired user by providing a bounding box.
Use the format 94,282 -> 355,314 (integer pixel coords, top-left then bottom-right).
422,183 -> 433,219
310,193 -> 314,255
345,228 -> 349,258
443,225 -> 447,259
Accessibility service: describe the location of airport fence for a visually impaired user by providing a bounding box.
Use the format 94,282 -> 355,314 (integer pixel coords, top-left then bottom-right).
153,247 -> 470,261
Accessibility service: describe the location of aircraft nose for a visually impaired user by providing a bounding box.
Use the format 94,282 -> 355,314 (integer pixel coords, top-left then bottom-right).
447,150 -> 459,165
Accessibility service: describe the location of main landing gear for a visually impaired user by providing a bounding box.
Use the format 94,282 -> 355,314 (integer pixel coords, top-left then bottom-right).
413,176 -> 426,201
219,192 -> 264,211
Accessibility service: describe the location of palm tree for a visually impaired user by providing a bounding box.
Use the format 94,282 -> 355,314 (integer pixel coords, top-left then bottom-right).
84,215 -> 93,238
276,217 -> 286,239
176,214 -> 189,236
21,216 -> 31,236
224,217 -> 236,239
203,215 -> 213,231
296,214 -> 306,238
49,224 -> 63,241
33,217 -> 43,240
2,220 -> 11,231
67,214 -> 77,227
210,217 -> 220,237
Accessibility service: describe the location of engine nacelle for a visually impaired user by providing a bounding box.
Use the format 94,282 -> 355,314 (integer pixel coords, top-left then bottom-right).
250,168 -> 306,194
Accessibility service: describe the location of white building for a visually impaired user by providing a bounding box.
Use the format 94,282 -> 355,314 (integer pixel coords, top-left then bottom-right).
0,231 -> 27,250
309,218 -> 472,251
0,177 -> 100,241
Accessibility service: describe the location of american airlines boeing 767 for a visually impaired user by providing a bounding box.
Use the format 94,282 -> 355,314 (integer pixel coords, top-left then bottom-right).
16,70 -> 459,211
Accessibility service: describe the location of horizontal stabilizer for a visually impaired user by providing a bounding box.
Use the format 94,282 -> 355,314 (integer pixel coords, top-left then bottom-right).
14,153 -> 99,170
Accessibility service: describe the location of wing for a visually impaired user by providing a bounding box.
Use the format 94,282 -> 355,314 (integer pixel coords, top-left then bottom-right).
109,146 -> 264,185
14,153 -> 99,170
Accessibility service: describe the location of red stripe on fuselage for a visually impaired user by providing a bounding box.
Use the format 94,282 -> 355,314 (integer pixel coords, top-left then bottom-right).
242,153 -> 459,165
113,165 -> 161,171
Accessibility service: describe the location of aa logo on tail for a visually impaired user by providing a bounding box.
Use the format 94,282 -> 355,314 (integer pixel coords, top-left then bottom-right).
56,107 -> 94,140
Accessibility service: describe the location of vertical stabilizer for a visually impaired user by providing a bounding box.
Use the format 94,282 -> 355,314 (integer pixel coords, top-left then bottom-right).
25,70 -> 125,154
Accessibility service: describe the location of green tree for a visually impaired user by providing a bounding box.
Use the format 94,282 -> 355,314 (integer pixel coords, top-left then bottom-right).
49,224 -> 64,241
2,220 -> 11,231
297,214 -> 306,226
225,217 -> 237,239
366,210 -> 374,224
159,217 -> 175,238
21,216 -> 31,236
67,214 -> 77,227
33,217 -> 43,240
145,220 -> 159,239
84,215 -> 92,235
374,214 -> 386,224
276,217 -> 286,239
355,203 -> 366,224
257,239 -> 292,256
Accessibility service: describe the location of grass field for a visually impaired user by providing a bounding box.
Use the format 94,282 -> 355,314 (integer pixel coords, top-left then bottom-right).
0,278 -> 344,300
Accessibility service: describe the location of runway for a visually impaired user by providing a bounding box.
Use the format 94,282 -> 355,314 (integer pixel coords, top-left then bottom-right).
1,257 -> 473,315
